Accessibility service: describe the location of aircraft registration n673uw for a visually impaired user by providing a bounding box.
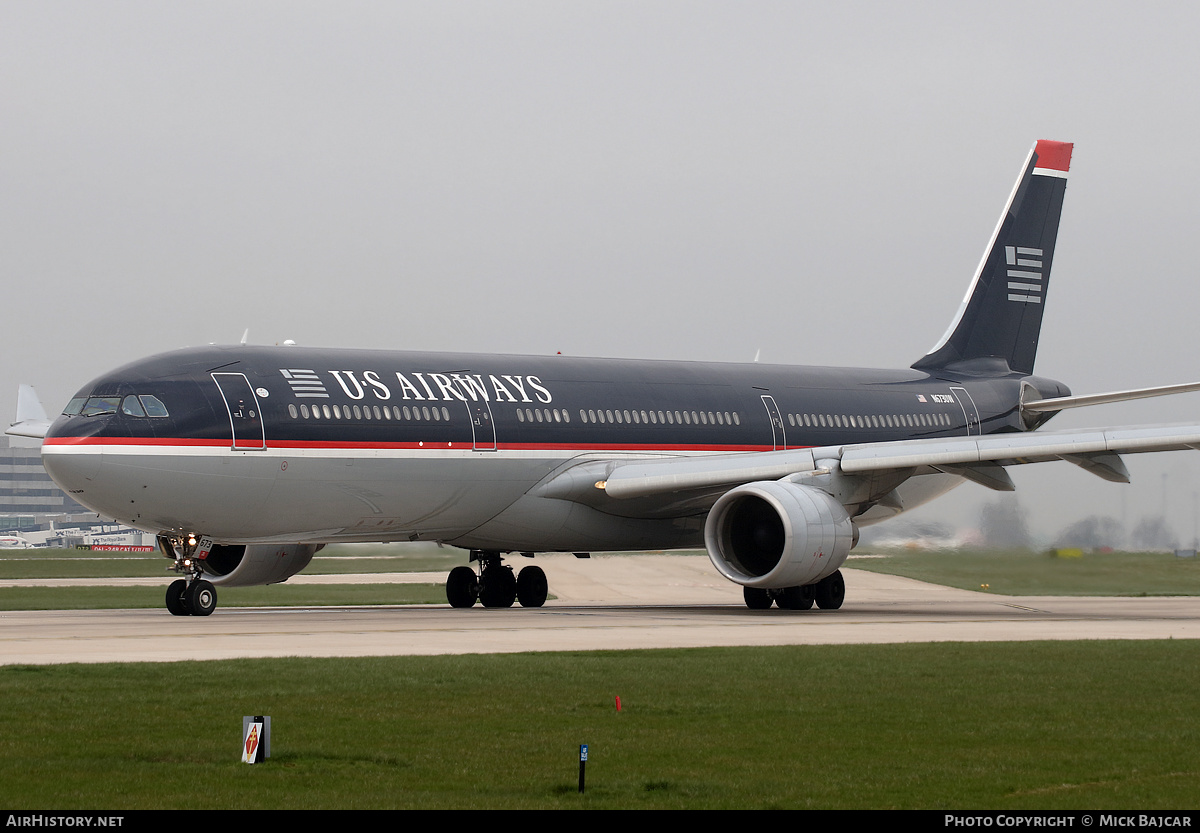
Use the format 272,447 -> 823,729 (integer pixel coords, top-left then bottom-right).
11,140 -> 1200,616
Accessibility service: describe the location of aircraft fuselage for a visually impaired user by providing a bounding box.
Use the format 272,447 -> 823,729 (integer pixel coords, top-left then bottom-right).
41,344 -> 1067,550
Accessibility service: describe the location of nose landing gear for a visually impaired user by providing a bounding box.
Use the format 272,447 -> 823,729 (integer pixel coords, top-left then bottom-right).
159,533 -> 219,616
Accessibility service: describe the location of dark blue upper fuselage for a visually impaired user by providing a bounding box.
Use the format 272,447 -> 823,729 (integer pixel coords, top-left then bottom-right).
47,345 -> 1070,451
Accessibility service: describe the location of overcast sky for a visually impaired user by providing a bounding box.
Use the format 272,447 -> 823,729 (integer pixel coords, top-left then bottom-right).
5,1 -> 1200,543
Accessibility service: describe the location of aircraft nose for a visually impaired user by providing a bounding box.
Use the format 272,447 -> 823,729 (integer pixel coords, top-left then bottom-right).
41,416 -> 106,492
42,443 -> 103,492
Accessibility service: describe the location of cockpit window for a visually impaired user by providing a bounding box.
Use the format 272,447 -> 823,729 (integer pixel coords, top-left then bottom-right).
121,396 -> 146,417
80,396 -> 121,416
68,394 -> 169,418
139,395 -> 169,417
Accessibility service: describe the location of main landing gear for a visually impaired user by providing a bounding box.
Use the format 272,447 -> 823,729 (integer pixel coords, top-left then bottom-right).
158,534 -> 219,616
446,550 -> 548,609
742,570 -> 845,611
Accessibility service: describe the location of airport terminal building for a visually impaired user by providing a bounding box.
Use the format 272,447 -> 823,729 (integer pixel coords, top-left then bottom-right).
0,436 -> 91,530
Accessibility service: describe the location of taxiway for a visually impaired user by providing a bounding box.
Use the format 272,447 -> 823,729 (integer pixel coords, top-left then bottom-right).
1,555 -> 1197,665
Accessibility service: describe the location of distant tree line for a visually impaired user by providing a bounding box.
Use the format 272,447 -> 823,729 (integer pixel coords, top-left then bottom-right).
974,497 -> 1181,551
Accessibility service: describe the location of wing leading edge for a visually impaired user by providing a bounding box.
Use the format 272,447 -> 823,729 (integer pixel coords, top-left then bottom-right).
600,422 -> 1200,501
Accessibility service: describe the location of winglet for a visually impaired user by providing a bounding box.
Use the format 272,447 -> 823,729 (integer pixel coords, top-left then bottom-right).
6,385 -> 52,440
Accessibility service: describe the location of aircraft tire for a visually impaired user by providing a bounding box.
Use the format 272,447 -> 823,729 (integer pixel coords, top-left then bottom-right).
516,566 -> 548,608
185,580 -> 218,616
814,570 -> 845,610
446,566 -> 479,608
479,566 -> 517,608
166,579 -> 190,616
743,587 -> 772,609
778,585 -> 815,610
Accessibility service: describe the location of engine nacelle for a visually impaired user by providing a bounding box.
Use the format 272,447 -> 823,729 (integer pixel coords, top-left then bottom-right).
704,481 -> 856,589
198,544 -> 320,587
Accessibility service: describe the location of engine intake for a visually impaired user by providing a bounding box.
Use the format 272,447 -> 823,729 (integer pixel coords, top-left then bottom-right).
198,544 -> 320,587
704,481 -> 855,588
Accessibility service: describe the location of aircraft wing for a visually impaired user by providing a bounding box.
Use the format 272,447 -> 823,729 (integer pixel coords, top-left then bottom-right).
601,423 -> 1200,499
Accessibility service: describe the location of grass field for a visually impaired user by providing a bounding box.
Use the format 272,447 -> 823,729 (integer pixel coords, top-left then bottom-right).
0,583 -> 449,610
3,546 -> 1199,809
1,641 -> 1197,809
0,543 -> 459,609
0,542 -> 462,580
848,548 -> 1200,596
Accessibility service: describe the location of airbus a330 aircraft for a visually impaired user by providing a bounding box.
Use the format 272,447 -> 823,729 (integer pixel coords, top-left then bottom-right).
11,140 -> 1200,616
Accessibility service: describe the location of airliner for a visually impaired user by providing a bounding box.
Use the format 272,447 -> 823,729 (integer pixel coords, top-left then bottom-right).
10,140 -> 1200,616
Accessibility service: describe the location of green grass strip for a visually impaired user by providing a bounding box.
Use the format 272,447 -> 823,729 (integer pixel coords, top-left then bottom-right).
849,548 -> 1200,596
0,642 -> 1197,809
0,584 -> 448,610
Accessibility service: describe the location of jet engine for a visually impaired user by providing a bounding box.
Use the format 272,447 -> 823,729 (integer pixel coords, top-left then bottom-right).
197,543 -> 320,587
703,481 -> 856,588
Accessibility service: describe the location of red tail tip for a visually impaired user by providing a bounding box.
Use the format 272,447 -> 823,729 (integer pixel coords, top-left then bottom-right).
1034,140 -> 1073,172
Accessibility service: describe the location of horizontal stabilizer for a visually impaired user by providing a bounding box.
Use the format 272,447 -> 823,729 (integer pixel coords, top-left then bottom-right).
6,385 -> 51,440
1023,381 -> 1200,413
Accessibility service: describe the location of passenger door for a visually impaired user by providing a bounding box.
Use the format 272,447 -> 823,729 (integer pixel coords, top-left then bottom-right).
212,373 -> 266,450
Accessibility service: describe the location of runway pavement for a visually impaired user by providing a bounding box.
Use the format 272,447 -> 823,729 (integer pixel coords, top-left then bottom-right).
2,555 -> 1198,665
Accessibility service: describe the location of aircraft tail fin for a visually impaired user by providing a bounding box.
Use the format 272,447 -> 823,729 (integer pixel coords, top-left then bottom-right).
913,140 -> 1072,376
